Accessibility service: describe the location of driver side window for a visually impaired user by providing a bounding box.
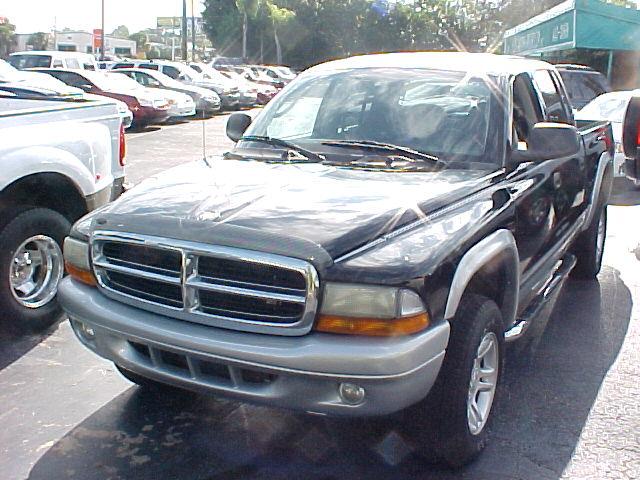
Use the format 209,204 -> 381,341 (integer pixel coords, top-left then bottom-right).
512,74 -> 544,150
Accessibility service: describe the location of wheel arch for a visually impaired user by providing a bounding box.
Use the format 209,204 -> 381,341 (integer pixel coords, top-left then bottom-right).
444,229 -> 520,328
0,173 -> 89,224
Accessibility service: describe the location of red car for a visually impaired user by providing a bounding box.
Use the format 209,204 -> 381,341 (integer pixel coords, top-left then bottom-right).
34,68 -> 171,128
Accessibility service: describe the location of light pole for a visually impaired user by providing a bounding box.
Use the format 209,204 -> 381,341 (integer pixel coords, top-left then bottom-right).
191,0 -> 196,61
182,0 -> 188,61
100,0 -> 105,60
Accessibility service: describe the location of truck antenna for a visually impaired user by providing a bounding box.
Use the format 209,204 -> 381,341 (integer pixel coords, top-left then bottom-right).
202,110 -> 210,167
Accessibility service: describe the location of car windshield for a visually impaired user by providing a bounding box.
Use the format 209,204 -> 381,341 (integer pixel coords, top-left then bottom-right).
8,54 -> 52,69
246,67 -> 499,163
577,92 -> 634,123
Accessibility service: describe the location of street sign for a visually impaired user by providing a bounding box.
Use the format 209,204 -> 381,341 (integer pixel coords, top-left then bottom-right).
93,28 -> 103,51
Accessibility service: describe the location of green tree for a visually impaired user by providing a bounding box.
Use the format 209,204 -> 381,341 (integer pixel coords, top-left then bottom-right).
129,32 -> 148,52
236,0 -> 262,58
111,25 -> 130,39
267,2 -> 295,64
27,32 -> 49,51
203,0 -> 243,57
0,18 -> 17,59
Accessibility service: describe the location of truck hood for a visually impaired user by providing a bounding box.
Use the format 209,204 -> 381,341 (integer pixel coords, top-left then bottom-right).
96,158 -> 496,261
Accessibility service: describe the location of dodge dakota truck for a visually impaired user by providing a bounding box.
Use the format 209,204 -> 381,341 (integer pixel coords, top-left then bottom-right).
0,95 -> 125,332
59,53 -> 613,466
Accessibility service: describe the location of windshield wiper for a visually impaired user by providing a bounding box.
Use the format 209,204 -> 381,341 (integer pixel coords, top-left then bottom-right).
321,140 -> 442,165
240,135 -> 325,163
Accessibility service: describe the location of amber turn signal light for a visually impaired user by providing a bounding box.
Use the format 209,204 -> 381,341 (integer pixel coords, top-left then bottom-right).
65,262 -> 97,287
315,312 -> 429,337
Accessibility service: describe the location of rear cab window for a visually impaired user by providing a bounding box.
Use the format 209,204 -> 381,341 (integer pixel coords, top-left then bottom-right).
532,70 -> 572,124
8,55 -> 52,69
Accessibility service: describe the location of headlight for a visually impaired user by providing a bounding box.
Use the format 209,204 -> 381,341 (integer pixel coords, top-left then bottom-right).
315,283 -> 429,336
63,237 -> 96,287
152,99 -> 167,109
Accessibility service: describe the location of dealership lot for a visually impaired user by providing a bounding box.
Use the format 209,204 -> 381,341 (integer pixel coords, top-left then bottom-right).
1,118 -> 639,480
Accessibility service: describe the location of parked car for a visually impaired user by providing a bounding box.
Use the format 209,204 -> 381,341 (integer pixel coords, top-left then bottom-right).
0,95 -> 125,332
9,51 -> 97,71
556,64 -> 611,110
112,68 -> 221,116
575,90 -> 638,178
60,52 -> 614,467
1,59 -> 133,128
254,65 -> 296,84
229,66 -> 283,90
112,60 -> 241,110
219,69 -> 278,105
34,68 -> 171,128
189,62 -> 257,107
97,61 -> 117,70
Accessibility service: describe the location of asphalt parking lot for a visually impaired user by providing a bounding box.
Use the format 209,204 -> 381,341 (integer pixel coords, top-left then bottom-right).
1,115 -> 639,480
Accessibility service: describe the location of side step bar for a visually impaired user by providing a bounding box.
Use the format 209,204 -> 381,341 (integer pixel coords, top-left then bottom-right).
505,253 -> 577,343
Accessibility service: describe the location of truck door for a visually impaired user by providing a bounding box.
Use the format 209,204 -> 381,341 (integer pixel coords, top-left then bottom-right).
510,72 -> 584,278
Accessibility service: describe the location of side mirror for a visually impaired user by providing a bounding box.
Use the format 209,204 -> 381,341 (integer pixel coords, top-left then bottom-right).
79,84 -> 93,92
622,96 -> 640,160
512,122 -> 580,164
226,112 -> 252,142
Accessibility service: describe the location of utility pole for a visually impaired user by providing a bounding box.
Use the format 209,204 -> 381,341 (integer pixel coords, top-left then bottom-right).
182,0 -> 188,61
191,0 -> 196,61
100,0 -> 105,60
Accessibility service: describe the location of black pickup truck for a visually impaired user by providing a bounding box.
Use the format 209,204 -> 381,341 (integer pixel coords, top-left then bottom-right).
59,53 -> 614,467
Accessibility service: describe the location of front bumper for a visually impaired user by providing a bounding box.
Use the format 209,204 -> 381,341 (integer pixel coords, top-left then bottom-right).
169,103 -> 196,118
60,279 -> 449,416
220,93 -> 241,109
196,98 -> 221,113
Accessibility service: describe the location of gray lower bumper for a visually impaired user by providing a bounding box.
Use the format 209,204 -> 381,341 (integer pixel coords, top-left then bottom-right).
59,279 -> 449,416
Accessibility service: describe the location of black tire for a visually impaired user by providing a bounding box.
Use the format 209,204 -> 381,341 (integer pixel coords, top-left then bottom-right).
0,207 -> 71,333
571,205 -> 607,279
406,294 -> 505,468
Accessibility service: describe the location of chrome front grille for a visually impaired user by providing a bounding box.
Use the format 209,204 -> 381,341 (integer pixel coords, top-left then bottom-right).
91,232 -> 319,336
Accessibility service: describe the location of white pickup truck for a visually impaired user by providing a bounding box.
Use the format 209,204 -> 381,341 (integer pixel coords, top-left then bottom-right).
0,95 -> 125,331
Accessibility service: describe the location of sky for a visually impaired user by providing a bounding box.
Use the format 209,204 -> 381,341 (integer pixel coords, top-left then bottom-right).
1,0 -> 204,34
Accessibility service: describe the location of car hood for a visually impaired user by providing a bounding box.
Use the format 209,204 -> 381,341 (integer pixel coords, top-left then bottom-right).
3,71 -> 83,95
95,158 -> 496,262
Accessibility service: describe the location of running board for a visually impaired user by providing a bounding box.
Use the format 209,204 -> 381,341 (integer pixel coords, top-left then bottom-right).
505,253 -> 577,343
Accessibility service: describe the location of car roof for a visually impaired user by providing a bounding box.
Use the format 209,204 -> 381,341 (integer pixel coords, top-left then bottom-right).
307,52 -> 554,77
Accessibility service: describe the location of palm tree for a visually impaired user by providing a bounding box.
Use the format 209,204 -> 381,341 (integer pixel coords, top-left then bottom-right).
235,0 -> 261,59
267,3 -> 295,65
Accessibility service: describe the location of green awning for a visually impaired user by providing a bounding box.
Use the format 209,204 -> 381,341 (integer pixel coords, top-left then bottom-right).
503,0 -> 640,56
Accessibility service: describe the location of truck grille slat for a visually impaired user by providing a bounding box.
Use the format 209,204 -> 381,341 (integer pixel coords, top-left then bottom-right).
91,232 -> 319,335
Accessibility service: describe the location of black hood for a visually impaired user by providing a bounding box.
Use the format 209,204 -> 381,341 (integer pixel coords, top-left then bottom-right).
96,158 -> 496,261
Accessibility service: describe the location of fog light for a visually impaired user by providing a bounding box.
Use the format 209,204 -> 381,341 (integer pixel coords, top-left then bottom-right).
72,320 -> 96,342
339,382 -> 366,405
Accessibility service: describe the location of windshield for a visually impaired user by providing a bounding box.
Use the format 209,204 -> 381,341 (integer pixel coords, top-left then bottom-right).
246,68 -> 499,163
8,54 -> 52,69
577,92 -> 633,123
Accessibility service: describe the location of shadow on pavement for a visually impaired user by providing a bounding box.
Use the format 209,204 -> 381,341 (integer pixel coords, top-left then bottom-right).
27,268 -> 632,480
0,320 -> 59,371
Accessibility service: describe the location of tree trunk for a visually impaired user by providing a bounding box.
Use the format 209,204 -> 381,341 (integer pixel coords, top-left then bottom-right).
274,27 -> 282,65
242,11 -> 248,59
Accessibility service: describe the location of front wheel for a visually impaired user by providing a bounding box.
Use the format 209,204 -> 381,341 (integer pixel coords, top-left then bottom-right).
405,294 -> 505,467
572,205 -> 607,279
0,207 -> 70,332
